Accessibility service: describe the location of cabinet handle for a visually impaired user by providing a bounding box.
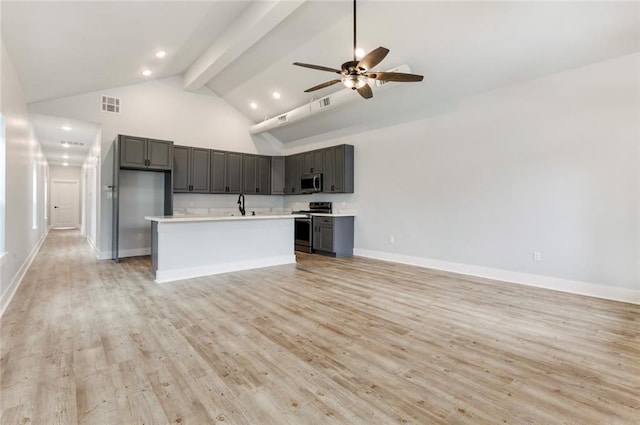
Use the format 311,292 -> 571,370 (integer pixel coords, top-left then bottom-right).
256,187 -> 259,193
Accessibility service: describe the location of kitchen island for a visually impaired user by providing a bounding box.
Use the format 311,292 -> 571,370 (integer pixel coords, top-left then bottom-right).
145,214 -> 305,283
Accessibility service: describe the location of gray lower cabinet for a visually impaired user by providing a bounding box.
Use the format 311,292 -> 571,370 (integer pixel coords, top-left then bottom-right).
271,156 -> 285,194
211,150 -> 243,194
119,135 -> 173,170
173,146 -> 210,193
312,216 -> 354,257
323,144 -> 354,193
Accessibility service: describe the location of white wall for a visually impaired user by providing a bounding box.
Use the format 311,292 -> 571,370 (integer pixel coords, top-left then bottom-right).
0,41 -> 49,316
81,132 -> 101,251
284,53 -> 640,294
29,76 -> 282,258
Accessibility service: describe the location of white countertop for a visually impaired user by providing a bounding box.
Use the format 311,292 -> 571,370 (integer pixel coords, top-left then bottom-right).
145,214 -> 306,223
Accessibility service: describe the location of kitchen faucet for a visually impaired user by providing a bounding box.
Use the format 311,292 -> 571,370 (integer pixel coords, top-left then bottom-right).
237,193 -> 246,216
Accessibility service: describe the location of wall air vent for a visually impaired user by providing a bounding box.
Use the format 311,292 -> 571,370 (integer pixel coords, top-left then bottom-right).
60,141 -> 86,147
319,97 -> 331,108
277,114 -> 288,125
101,95 -> 120,113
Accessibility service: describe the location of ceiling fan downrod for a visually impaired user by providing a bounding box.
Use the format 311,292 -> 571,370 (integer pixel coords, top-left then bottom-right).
353,0 -> 357,62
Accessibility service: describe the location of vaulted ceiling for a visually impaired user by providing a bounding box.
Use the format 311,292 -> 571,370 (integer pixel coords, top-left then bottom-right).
2,1 -> 638,165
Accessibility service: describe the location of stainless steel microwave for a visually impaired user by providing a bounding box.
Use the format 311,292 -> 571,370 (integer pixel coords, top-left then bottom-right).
300,173 -> 323,193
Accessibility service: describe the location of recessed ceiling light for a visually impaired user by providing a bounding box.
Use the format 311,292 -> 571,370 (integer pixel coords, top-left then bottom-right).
272,92 -> 281,99
63,154 -> 69,159
250,102 -> 258,109
62,125 -> 72,131
63,163 -> 68,166
355,48 -> 365,59
142,69 -> 152,77
155,51 -> 166,58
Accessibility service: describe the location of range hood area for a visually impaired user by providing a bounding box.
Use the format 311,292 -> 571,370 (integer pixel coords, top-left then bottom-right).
249,64 -> 413,135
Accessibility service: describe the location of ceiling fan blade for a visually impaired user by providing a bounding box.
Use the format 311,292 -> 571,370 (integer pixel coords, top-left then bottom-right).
368,72 -> 424,82
293,62 -> 342,74
356,84 -> 373,99
304,79 -> 342,93
357,47 -> 389,71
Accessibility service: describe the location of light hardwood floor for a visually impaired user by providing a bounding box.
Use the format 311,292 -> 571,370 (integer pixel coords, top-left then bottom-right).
1,230 -> 638,424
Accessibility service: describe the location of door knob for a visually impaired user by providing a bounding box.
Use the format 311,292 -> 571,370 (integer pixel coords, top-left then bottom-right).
54,206 -> 58,208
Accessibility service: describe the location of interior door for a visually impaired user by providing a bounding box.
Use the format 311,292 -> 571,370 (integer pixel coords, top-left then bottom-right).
51,180 -> 79,228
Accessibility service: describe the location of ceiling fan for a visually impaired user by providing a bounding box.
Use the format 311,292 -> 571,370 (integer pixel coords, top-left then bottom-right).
293,0 -> 423,100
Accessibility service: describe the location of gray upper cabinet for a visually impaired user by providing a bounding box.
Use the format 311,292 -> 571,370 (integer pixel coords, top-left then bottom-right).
271,156 -> 285,195
323,144 -> 354,193
173,146 -> 190,192
173,146 -> 210,193
227,152 -> 243,193
242,154 -> 257,194
119,135 -> 172,170
210,150 -> 227,193
211,150 -> 242,194
243,154 -> 271,194
285,153 -> 303,194
302,150 -> 324,174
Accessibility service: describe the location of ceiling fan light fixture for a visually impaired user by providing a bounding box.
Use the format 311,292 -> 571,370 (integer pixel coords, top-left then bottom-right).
342,74 -> 368,90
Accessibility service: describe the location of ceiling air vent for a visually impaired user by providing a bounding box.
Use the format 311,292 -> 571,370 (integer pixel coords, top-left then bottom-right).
60,141 -> 86,147
277,114 -> 288,125
101,95 -> 120,113
319,97 -> 331,108
375,67 -> 398,87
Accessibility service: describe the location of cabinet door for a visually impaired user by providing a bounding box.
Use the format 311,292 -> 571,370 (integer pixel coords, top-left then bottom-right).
119,135 -> 147,169
191,148 -> 210,193
271,156 -> 285,195
172,146 -> 190,192
313,217 -> 334,252
323,147 -> 336,192
147,139 -> 173,170
302,151 -> 314,174
285,155 -> 296,194
333,145 -> 345,193
210,150 -> 227,193
226,152 -> 243,193
285,154 -> 302,194
243,154 -> 257,193
313,150 -> 324,173
318,225 -> 334,252
293,154 -> 303,193
257,156 -> 271,194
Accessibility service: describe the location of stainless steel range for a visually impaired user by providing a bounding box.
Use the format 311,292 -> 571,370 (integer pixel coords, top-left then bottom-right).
293,201 -> 332,253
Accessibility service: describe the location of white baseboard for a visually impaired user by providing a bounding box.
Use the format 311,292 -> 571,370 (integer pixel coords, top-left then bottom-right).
0,228 -> 50,318
155,255 -> 296,284
354,249 -> 639,305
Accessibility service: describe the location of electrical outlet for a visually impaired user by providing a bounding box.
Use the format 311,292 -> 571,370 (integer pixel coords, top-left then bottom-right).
389,235 -> 395,244
533,251 -> 542,262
